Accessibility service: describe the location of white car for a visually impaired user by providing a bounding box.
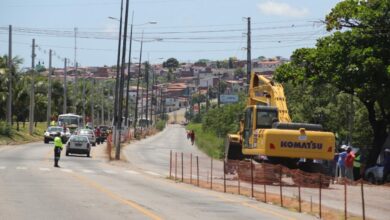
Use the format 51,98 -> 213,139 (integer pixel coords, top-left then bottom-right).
44,126 -> 71,144
66,135 -> 91,157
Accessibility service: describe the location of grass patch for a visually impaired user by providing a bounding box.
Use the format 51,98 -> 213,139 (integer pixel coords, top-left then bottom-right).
187,123 -> 224,159
0,122 -> 47,145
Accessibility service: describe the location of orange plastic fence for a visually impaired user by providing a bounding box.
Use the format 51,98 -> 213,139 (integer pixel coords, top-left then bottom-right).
169,151 -> 376,220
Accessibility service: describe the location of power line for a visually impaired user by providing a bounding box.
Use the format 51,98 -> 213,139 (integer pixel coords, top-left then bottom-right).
0,39 -> 317,54
0,25 -> 328,42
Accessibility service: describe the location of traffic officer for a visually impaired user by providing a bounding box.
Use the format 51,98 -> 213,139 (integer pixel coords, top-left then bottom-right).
54,132 -> 63,168
353,152 -> 361,180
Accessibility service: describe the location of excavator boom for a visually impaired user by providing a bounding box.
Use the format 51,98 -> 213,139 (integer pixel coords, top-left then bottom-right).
226,72 -> 335,162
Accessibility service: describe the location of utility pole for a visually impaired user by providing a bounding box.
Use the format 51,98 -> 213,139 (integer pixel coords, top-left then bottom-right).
218,74 -> 221,107
116,0 -> 130,160
141,88 -> 145,133
47,49 -> 52,127
197,71 -> 200,112
125,11 -> 134,127
145,61 -> 149,126
150,68 -> 155,124
63,58 -> 67,114
82,72 -> 86,123
134,32 -> 144,138
6,25 -> 12,125
29,38 -> 36,135
113,0 -> 124,149
162,88 -> 166,120
206,81 -> 209,111
246,17 -> 251,91
74,62 -> 78,109
101,82 -> 105,125
74,27 -> 78,106
91,78 -> 95,128
159,87 -> 163,120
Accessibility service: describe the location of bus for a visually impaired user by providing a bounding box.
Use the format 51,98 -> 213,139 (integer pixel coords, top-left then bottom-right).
58,114 -> 84,133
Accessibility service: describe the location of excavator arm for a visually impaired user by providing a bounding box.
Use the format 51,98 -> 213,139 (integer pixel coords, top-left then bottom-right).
226,72 -> 335,162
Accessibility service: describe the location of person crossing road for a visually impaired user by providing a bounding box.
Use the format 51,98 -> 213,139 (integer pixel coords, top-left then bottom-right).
54,132 -> 63,168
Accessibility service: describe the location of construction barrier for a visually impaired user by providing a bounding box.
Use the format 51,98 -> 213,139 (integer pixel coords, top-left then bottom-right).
168,151 -> 376,220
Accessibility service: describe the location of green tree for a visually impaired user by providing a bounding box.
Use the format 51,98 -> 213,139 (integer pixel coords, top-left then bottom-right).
0,55 -> 23,121
202,101 -> 245,137
162,58 -> 179,70
275,0 -> 390,166
194,59 -> 209,67
228,57 -> 237,69
163,58 -> 179,82
234,67 -> 245,79
283,83 -> 373,148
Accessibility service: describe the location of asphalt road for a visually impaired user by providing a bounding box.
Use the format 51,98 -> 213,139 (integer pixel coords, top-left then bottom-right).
125,122 -> 390,220
0,130 -> 315,220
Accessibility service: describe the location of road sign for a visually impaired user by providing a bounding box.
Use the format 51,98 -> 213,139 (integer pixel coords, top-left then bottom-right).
220,95 -> 239,103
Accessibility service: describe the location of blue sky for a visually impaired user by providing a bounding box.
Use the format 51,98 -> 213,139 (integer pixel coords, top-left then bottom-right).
0,0 -> 341,68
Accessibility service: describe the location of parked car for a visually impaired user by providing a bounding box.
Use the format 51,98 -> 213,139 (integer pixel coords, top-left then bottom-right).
65,135 -> 91,157
364,165 -> 389,184
76,129 -> 96,146
44,126 -> 71,144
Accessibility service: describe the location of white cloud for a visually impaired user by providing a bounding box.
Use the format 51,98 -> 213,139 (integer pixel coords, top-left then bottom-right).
257,1 -> 309,18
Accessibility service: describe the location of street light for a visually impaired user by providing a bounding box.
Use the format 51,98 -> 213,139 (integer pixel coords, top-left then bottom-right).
108,16 -> 157,26
109,15 -> 158,128
124,18 -> 158,129
108,16 -> 118,21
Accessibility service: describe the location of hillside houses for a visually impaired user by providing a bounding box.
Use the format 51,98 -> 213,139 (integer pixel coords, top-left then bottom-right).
38,56 -> 287,114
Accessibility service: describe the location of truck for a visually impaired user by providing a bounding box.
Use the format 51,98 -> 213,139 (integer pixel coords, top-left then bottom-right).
225,73 -> 335,185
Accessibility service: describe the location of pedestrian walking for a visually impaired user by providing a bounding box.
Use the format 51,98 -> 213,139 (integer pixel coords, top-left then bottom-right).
53,132 -> 63,168
190,130 -> 195,145
345,146 -> 355,181
95,126 -> 101,144
336,145 -> 347,181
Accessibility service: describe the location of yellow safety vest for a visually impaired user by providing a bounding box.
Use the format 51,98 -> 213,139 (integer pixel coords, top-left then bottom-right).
354,155 -> 361,168
54,137 -> 63,149
50,121 -> 56,126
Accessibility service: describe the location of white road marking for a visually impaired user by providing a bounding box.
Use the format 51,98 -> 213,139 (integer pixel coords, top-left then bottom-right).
39,167 -> 51,171
124,170 -> 139,175
16,166 -> 27,170
0,166 -> 6,170
61,168 -> 73,173
145,171 -> 161,176
82,169 -> 95,173
103,170 -> 117,174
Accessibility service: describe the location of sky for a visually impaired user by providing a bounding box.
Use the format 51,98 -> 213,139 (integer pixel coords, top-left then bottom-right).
0,0 -> 341,68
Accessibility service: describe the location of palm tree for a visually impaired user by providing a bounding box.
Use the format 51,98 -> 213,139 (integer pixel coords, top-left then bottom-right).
0,55 -> 24,122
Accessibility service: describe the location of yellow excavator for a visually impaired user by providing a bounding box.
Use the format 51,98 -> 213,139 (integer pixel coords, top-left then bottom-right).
225,73 -> 335,180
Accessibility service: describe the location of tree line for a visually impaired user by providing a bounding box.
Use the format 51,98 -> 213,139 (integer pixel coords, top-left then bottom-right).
0,56 -> 116,133
188,0 -> 389,167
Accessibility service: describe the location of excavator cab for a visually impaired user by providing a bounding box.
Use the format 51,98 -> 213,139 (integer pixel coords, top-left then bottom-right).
255,106 -> 278,129
243,105 -> 278,148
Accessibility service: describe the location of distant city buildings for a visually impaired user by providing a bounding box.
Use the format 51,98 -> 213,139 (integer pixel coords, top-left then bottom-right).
40,56 -> 288,113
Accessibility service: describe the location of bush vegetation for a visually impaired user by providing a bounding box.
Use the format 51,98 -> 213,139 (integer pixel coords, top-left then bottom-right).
0,121 -> 12,136
155,120 -> 167,131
